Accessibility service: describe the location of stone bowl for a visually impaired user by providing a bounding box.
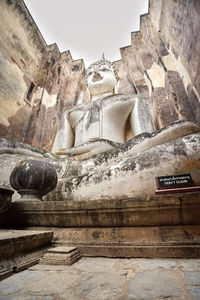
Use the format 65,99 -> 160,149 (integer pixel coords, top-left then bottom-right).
10,159 -> 58,201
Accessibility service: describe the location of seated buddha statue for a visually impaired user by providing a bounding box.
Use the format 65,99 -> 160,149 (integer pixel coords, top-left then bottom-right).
52,55 -> 154,160
50,56 -> 200,201
0,57 -> 199,202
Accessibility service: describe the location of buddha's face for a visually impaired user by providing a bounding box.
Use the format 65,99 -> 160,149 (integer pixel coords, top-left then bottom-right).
86,62 -> 117,97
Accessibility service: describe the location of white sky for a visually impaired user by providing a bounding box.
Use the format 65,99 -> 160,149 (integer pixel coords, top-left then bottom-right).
24,0 -> 148,67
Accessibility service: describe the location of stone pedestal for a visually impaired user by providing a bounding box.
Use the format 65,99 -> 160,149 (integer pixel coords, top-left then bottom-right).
40,246 -> 82,265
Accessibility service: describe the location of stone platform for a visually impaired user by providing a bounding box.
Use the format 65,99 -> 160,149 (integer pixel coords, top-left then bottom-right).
40,246 -> 82,265
1,192 -> 199,258
1,192 -> 199,227
0,230 -> 53,280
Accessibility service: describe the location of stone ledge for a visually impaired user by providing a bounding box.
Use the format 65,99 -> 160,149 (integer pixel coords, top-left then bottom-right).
0,230 -> 53,260
78,245 -> 200,258
0,248 -> 48,281
0,230 -> 53,280
1,192 -> 199,227
23,225 -> 200,258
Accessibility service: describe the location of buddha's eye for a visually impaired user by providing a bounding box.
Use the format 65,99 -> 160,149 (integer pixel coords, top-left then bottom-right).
100,67 -> 110,72
87,71 -> 93,76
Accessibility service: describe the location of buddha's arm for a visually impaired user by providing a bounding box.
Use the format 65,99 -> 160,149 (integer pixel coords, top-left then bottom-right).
129,99 -> 142,136
52,112 -> 74,153
129,97 -> 154,135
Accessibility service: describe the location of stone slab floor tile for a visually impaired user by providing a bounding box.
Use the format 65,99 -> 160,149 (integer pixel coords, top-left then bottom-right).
73,272 -> 126,300
135,258 -> 177,270
0,296 -> 52,300
29,264 -> 72,272
180,259 -> 200,271
108,258 -> 138,277
125,270 -> 191,300
0,270 -> 45,294
188,287 -> 200,300
185,271 -> 200,286
72,257 -> 117,273
184,271 -> 200,300
24,269 -> 83,296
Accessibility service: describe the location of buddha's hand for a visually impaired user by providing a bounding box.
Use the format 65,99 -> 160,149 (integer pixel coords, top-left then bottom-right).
54,140 -> 117,160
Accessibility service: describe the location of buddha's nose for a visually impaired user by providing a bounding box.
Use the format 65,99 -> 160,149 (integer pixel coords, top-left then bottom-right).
92,71 -> 103,82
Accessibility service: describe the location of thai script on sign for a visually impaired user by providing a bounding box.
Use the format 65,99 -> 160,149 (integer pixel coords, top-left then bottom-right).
157,174 -> 194,189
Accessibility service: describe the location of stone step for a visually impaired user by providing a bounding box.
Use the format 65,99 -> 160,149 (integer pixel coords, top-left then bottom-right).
20,225 -> 200,259
0,229 -> 53,280
1,192 -> 200,228
40,246 -> 82,265
49,225 -> 200,258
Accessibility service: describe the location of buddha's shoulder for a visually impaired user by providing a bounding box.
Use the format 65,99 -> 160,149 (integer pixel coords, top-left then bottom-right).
65,101 -> 92,114
65,94 -> 144,114
102,94 -> 142,104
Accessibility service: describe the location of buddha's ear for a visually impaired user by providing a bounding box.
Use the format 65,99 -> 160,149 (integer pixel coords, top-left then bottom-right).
84,77 -> 92,101
114,79 -> 120,94
86,86 -> 92,102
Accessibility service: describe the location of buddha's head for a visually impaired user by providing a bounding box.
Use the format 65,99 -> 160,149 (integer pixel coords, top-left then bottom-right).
86,55 -> 119,100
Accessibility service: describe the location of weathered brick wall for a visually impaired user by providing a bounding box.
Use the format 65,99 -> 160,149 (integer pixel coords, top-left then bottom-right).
114,0 -> 200,129
0,0 -> 85,151
0,0 -> 46,142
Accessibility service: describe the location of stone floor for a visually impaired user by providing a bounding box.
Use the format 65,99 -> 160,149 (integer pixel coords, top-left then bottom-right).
0,257 -> 200,300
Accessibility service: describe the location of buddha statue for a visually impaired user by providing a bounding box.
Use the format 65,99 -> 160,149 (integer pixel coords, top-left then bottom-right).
0,57 -> 199,202
50,56 -> 200,202
52,55 -> 154,160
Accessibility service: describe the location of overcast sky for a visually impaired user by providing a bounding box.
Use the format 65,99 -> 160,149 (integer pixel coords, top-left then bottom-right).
24,0 -> 148,67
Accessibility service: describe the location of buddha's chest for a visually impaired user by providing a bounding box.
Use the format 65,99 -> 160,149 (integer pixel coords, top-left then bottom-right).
69,99 -> 133,145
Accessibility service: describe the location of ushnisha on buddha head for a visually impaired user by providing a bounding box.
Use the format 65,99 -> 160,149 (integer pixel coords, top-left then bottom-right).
86,54 -> 119,100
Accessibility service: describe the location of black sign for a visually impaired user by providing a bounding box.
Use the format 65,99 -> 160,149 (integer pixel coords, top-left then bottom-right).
156,174 -> 194,189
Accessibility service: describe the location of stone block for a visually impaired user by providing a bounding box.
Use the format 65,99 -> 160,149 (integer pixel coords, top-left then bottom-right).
40,246 -> 82,265
0,230 -> 53,261
165,71 -> 196,123
187,84 -> 200,126
0,230 -> 53,280
152,87 -> 177,128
